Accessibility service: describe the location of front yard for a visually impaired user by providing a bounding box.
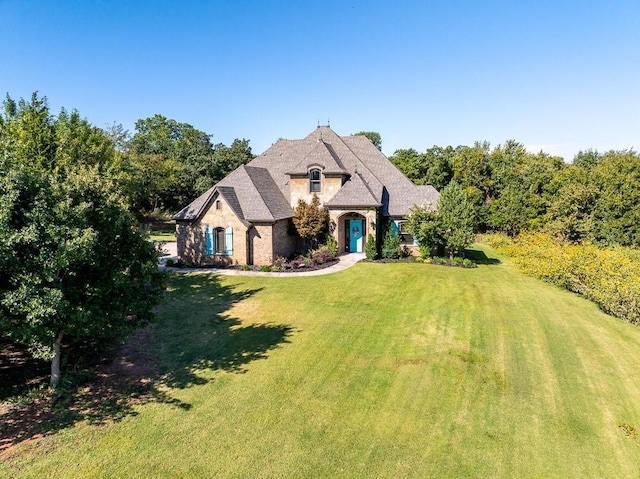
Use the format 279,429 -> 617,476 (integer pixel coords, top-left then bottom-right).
3,245 -> 640,478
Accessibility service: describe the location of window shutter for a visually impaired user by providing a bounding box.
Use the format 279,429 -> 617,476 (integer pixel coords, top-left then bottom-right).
391,220 -> 399,236
205,226 -> 214,255
225,226 -> 233,255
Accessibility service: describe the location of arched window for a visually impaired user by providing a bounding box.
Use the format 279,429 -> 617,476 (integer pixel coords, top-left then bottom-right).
309,168 -> 321,193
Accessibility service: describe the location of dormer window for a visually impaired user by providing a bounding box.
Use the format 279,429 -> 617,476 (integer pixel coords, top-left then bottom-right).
309,168 -> 321,192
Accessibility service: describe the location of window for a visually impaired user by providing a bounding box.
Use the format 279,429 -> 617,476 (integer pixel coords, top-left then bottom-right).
215,200 -> 222,210
205,225 -> 234,255
309,168 -> 321,192
215,228 -> 225,254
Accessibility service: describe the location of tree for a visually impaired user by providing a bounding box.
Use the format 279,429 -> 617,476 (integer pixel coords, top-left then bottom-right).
126,114 -> 254,213
406,204 -> 444,257
292,194 -> 330,247
438,182 -> 476,258
353,131 -> 382,150
0,94 -> 164,387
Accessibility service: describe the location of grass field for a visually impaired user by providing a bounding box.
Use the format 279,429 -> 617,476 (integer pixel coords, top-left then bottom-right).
3,245 -> 640,478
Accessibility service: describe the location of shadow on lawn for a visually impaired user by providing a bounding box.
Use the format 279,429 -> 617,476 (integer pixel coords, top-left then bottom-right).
0,273 -> 293,458
465,248 -> 501,265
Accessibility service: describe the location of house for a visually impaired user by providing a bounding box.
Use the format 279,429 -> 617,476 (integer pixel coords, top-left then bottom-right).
173,126 -> 439,265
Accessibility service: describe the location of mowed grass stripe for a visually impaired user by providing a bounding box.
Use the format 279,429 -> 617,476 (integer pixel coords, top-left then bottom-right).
4,245 -> 640,478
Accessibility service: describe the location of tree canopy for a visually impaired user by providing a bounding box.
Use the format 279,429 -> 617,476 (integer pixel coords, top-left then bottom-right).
123,114 -> 254,214
0,94 -> 164,387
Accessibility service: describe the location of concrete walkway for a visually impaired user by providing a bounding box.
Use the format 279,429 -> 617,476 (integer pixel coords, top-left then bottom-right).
157,242 -> 366,277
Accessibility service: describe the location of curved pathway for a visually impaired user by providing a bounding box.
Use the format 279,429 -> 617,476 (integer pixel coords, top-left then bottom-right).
157,242 -> 366,277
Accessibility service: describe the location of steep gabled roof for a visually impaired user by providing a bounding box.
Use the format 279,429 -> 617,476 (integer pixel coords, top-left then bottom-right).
287,139 -> 349,176
175,126 -> 439,223
325,172 -> 382,208
173,165 -> 293,223
341,134 -> 439,215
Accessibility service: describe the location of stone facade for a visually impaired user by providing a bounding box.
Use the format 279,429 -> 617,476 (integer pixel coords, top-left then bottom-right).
176,194 -> 248,265
173,127 -> 439,266
329,209 -> 377,253
249,219 -> 297,265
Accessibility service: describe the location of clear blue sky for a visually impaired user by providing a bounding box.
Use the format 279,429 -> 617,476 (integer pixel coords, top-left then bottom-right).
2,0 -> 639,161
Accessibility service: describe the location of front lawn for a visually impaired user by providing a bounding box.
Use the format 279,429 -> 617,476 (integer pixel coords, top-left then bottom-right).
3,245 -> 640,478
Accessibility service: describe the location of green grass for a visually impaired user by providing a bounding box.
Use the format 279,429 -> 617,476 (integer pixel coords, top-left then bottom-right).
4,244 -> 640,478
148,232 -> 175,242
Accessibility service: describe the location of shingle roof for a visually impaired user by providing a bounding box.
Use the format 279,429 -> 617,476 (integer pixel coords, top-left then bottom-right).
325,172 -> 382,208
173,165 -> 292,223
174,126 -> 439,223
287,140 -> 349,176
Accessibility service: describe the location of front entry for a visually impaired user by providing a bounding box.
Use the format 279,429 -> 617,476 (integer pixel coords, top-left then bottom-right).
346,219 -> 364,253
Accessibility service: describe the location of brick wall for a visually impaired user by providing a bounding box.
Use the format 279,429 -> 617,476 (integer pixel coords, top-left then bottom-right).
175,193 -> 248,266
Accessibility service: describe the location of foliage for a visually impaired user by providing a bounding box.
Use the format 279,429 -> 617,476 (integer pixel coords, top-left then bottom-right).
259,265 -> 272,272
487,232 -> 640,325
353,131 -> 382,150
272,256 -> 287,272
292,194 -> 330,245
405,204 -> 443,257
381,229 -> 401,259
309,246 -> 334,265
438,182 -> 476,257
324,235 -> 338,258
124,114 -> 254,214
365,234 -> 378,260
389,146 -> 454,190
0,94 -> 164,387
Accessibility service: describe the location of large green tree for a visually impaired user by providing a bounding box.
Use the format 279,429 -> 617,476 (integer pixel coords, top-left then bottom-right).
438,182 -> 476,257
126,114 -> 254,213
0,94 -> 164,387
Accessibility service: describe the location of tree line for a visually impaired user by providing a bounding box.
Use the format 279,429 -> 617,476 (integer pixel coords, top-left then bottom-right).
391,141 -> 640,248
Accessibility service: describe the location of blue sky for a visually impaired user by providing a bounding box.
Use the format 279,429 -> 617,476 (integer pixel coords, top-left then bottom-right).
2,0 -> 639,161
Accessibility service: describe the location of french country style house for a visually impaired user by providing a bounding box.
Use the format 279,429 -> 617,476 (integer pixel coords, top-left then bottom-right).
173,126 -> 439,265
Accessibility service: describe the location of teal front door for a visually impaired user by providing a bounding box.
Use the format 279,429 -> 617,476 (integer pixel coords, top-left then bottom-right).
348,219 -> 364,252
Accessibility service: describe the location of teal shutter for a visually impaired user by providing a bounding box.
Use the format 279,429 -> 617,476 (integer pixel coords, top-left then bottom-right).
205,226 -> 214,255
391,220 -> 399,236
225,226 -> 233,255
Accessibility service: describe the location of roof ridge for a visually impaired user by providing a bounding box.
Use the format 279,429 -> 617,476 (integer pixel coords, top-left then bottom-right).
340,136 -> 384,191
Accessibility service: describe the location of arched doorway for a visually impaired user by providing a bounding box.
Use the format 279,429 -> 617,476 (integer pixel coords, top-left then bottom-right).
340,213 -> 366,253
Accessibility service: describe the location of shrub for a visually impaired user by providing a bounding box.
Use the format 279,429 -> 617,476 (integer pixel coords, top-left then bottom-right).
259,265 -> 272,272
365,234 -> 378,260
462,258 -> 475,268
432,256 -> 447,265
382,230 -> 401,259
324,235 -> 338,258
272,256 -> 287,272
240,264 -> 251,271
289,256 -> 306,269
452,256 -> 464,266
310,246 -> 334,265
165,258 -> 175,267
488,232 -> 640,326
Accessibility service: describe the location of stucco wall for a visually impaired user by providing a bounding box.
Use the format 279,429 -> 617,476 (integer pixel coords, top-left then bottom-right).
290,175 -> 344,208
